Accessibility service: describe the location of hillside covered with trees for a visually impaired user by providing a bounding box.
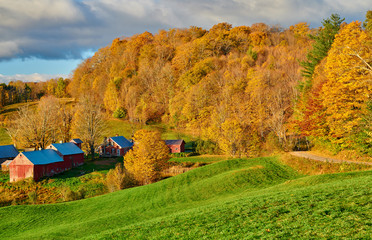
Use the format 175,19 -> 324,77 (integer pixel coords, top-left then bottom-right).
66,12 -> 371,158
2,12 -> 371,159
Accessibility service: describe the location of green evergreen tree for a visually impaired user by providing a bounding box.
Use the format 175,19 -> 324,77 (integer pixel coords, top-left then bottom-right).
363,10 -> 372,34
300,14 -> 344,89
23,84 -> 31,102
55,78 -> 67,98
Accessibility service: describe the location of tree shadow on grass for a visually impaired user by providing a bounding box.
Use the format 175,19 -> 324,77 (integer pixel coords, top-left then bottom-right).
45,157 -> 122,181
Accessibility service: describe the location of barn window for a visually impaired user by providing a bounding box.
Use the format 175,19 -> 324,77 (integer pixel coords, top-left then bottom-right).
117,149 -> 120,155
175,148 -> 178,150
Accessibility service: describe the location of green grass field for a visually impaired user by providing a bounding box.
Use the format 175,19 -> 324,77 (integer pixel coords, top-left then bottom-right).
170,154 -> 230,163
0,157 -> 370,239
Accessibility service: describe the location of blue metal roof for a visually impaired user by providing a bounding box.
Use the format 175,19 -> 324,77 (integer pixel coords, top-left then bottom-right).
0,145 -> 19,159
111,136 -> 133,148
50,142 -> 84,155
71,138 -> 83,144
22,149 -> 63,165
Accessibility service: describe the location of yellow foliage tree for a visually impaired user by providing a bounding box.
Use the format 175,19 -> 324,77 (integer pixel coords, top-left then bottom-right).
321,21 -> 371,144
103,79 -> 119,113
124,129 -> 170,185
219,118 -> 244,157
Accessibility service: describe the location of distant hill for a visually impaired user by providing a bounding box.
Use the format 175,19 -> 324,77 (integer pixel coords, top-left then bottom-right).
0,157 -> 370,239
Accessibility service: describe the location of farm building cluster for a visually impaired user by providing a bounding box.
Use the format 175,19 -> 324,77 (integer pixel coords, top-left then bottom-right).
6,139 -> 84,182
1,135 -> 185,182
97,136 -> 185,157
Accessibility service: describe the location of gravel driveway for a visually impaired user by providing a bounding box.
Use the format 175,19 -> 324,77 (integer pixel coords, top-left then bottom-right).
289,151 -> 372,166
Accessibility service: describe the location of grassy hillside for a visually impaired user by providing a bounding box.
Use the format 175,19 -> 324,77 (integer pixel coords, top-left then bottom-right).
0,157 -> 370,239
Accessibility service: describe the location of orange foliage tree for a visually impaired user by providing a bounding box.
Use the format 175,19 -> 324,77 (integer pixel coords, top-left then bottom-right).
124,129 -> 170,185
320,21 -> 371,146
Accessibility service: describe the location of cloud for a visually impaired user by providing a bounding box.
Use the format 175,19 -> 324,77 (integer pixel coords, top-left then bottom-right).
0,0 -> 83,28
161,0 -> 371,28
0,0 -> 369,62
0,42 -> 21,58
0,73 -> 67,84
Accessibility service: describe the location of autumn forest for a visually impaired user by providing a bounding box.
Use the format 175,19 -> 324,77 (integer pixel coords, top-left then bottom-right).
2,12 -> 371,159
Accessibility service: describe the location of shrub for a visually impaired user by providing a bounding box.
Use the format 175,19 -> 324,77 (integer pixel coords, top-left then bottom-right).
76,187 -> 86,199
28,191 -> 37,204
106,163 -> 134,192
113,107 -> 127,119
172,152 -> 187,158
181,162 -> 195,168
195,139 -> 219,154
61,186 -> 86,202
61,187 -> 75,202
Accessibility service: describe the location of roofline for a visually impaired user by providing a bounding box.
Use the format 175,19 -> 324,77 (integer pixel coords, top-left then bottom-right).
110,136 -> 132,148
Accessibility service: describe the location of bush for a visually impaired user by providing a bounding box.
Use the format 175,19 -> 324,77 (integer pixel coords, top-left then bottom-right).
106,163 -> 134,192
195,139 -> 219,155
113,107 -> 127,119
61,186 -> 86,202
172,152 -> 187,158
181,162 -> 195,168
28,191 -> 37,204
263,132 -> 282,153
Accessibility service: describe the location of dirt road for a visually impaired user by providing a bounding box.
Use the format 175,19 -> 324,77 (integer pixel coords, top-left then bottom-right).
289,151 -> 372,166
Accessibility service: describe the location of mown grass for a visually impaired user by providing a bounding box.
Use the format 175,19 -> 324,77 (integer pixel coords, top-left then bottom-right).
170,155 -> 230,163
0,127 -> 11,145
0,101 -> 38,118
0,157 -> 370,239
99,171 -> 371,239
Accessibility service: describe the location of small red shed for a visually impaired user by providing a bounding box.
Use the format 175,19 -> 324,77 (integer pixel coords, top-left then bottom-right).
47,142 -> 85,168
9,150 -> 64,182
1,160 -> 12,171
165,140 -> 185,153
70,138 -> 83,149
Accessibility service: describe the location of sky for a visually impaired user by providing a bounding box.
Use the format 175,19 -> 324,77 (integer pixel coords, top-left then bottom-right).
0,0 -> 370,83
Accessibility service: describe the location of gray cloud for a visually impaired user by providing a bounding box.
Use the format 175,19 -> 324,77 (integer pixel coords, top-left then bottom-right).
0,0 -> 369,60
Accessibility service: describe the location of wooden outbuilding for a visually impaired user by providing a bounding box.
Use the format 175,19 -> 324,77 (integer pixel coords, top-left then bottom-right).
165,140 -> 185,153
9,149 -> 65,182
47,142 -> 85,168
0,145 -> 19,165
70,138 -> 83,149
99,136 -> 133,157
1,160 -> 12,171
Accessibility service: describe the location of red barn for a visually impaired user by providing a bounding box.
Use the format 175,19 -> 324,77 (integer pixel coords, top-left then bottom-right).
47,142 -> 84,168
70,138 -> 83,149
165,140 -> 185,153
99,136 -> 133,157
9,150 -> 64,182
